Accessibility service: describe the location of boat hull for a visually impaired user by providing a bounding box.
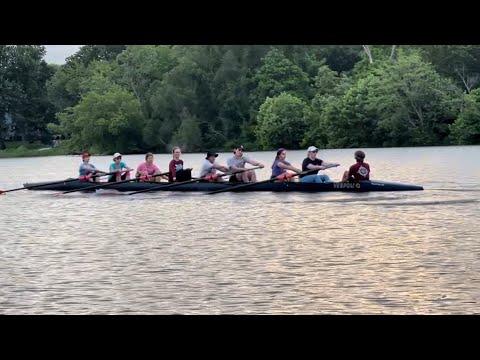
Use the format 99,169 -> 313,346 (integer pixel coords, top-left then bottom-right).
23,180 -> 424,192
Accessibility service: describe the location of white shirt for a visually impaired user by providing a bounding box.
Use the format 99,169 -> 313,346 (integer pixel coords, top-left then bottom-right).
199,159 -> 216,178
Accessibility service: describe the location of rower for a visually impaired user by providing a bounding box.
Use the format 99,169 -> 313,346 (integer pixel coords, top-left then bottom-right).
270,148 -> 301,181
168,146 -> 192,182
136,153 -> 168,182
342,150 -> 370,182
108,153 -> 132,182
199,151 -> 229,181
226,145 -> 264,183
79,151 -> 104,182
300,146 -> 339,183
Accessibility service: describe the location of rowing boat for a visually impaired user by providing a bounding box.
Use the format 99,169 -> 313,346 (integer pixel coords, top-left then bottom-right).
23,180 -> 424,192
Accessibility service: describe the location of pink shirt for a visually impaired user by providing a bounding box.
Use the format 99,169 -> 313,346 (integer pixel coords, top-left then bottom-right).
137,162 -> 160,176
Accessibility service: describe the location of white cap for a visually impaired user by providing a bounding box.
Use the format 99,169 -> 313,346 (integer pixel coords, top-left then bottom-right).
307,146 -> 318,152
113,152 -> 122,159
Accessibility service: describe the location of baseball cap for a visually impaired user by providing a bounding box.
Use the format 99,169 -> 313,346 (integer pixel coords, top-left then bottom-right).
307,146 -> 318,152
113,152 -> 122,159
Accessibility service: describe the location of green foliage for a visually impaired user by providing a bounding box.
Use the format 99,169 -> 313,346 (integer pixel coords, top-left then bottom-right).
450,89 -> 480,144
66,45 -> 126,65
252,48 -> 312,108
46,59 -> 88,111
0,45 -> 55,142
52,85 -> 144,153
3,44 -> 480,157
318,45 -> 363,73
170,108 -> 203,152
117,45 -> 177,117
256,93 -> 312,149
314,64 -> 349,97
418,45 -> 480,92
310,51 -> 462,148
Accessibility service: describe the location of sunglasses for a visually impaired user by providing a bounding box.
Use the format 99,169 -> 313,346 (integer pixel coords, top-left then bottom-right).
115,157 -> 122,160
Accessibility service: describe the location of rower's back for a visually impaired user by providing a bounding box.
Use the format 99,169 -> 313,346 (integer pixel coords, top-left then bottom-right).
346,150 -> 370,181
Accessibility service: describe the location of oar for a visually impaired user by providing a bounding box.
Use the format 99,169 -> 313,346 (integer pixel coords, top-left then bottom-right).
127,166 -> 262,195
207,164 -> 341,195
59,170 -> 163,194
0,170 -> 118,195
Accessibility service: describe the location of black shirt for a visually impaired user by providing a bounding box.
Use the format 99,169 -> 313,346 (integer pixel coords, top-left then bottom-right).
301,157 -> 323,178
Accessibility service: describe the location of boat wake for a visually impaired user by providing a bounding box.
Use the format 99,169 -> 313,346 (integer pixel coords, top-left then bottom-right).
428,188 -> 480,192
276,198 -> 479,206
372,199 -> 479,206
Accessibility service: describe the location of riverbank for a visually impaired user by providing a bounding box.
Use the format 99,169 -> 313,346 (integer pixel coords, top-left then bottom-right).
0,142 -> 67,158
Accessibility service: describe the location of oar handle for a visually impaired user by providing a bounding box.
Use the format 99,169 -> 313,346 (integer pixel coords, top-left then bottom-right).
207,169 -> 309,195
2,170 -> 134,195
128,167 -> 261,195
208,166 -> 263,180
61,171 -> 170,195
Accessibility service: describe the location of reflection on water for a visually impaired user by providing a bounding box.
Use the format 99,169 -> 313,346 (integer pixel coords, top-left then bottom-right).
0,146 -> 479,314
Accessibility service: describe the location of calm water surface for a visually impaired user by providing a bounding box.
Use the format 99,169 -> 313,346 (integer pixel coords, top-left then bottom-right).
0,146 -> 479,314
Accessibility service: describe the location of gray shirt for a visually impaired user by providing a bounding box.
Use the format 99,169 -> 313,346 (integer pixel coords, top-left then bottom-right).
199,159 -> 216,178
79,163 -> 97,176
227,155 -> 251,170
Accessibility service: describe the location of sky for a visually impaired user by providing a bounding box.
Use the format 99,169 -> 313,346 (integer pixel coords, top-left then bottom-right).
43,45 -> 83,64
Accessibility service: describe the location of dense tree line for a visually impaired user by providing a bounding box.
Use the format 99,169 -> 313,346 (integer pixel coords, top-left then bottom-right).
1,45 -> 480,153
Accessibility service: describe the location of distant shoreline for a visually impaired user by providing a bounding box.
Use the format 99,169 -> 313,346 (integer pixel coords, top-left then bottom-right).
1,142 -> 478,159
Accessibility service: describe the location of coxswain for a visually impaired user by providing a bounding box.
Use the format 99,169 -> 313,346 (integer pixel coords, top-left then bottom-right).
342,150 -> 370,182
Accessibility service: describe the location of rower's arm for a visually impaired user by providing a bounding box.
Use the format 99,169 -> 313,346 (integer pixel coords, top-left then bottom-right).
229,165 -> 244,172
278,162 -> 301,173
321,161 -> 340,169
213,163 -> 229,173
154,171 -> 169,180
306,164 -> 323,171
246,159 -> 265,168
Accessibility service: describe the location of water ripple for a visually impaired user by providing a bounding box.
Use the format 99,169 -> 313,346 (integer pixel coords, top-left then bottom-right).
1,147 -> 480,314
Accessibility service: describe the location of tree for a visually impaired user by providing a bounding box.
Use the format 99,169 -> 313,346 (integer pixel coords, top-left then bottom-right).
170,108 -> 203,152
0,45 -> 56,142
252,48 -> 312,109
321,51 -> 462,147
145,55 -> 208,150
450,88 -> 480,144
51,85 -> 144,153
317,45 -> 362,73
313,63 -> 348,97
117,45 -> 177,117
47,46 -> 127,113
419,45 -> 480,93
255,93 -> 312,149
66,45 -> 126,66
46,59 -> 89,111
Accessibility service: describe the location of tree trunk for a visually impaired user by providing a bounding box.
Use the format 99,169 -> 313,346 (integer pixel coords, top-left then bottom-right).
455,65 -> 480,93
390,45 -> 397,61
362,45 -> 373,64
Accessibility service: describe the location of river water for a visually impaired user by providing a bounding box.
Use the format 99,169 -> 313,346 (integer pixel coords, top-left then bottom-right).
0,146 -> 479,314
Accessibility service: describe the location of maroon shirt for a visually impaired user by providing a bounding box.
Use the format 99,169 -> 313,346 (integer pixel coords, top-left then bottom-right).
169,159 -> 184,182
348,161 -> 370,181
